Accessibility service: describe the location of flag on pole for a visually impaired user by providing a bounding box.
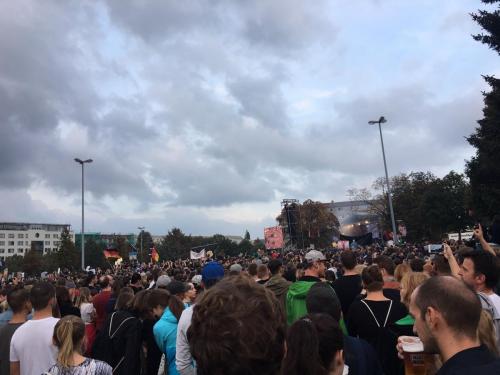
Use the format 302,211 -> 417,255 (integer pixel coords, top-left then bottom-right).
151,246 -> 159,263
103,249 -> 121,259
190,249 -> 206,260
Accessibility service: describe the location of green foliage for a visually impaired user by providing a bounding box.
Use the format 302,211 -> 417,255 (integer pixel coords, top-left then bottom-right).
390,171 -> 472,241
5,255 -> 24,273
158,228 -> 192,260
276,199 -> 340,249
244,230 -> 251,241
55,228 -> 80,271
136,231 -> 154,263
22,250 -> 43,276
84,238 -> 108,269
466,1 -> 500,220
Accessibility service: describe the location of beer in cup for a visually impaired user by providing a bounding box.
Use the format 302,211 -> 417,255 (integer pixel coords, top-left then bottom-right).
401,336 -> 428,375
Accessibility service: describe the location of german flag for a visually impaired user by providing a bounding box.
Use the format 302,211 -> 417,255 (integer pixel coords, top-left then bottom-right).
103,249 -> 120,259
151,246 -> 159,263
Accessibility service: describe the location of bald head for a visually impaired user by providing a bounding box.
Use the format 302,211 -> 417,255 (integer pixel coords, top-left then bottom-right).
413,276 -> 481,339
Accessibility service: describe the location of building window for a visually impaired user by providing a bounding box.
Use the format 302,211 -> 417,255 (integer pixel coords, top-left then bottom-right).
18,249 -> 23,253
17,234 -> 23,238
0,249 -> 4,253
8,241 -> 14,246
8,234 -> 14,238
8,248 -> 14,253
17,241 -> 23,246
45,241 -> 50,245
0,234 -> 4,238
53,234 -> 59,239
54,241 -> 60,246
45,234 -> 50,239
0,241 -> 4,246
25,241 -> 29,246
45,248 -> 51,252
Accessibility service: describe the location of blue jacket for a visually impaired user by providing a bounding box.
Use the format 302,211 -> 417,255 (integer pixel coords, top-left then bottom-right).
153,307 -> 182,375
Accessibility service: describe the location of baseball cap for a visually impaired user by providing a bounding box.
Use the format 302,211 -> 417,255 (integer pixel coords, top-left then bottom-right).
156,275 -> 171,288
305,250 -> 326,263
202,261 -> 225,283
229,263 -> 243,273
191,275 -> 202,285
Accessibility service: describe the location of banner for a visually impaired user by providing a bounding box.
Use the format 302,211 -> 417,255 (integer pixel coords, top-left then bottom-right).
190,249 -> 206,260
264,226 -> 284,250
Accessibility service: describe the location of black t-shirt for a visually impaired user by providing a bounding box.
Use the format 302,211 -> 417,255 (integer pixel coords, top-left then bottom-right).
346,299 -> 407,341
332,275 -> 362,317
0,322 -> 23,375
436,345 -> 500,375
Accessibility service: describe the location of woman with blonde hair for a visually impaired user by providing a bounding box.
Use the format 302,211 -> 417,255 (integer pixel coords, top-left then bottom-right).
478,310 -> 499,357
394,263 -> 411,283
392,272 -> 429,337
44,315 -> 112,374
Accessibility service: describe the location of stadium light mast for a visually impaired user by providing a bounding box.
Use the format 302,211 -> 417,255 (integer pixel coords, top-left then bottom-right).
368,117 -> 398,244
74,158 -> 93,270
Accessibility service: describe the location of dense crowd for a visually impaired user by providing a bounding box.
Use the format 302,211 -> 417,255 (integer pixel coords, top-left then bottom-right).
0,233 -> 499,375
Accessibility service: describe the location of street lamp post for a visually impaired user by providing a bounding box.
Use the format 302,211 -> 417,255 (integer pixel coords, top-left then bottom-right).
74,158 -> 93,270
138,226 -> 145,262
368,117 -> 398,244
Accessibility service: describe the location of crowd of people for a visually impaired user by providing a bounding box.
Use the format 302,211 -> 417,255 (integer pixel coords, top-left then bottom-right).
0,237 -> 499,375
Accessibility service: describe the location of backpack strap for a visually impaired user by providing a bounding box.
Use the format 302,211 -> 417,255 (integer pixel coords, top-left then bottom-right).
360,299 -> 393,328
109,312 -> 135,339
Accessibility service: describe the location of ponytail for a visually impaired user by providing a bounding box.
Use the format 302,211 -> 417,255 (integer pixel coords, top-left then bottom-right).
53,316 -> 86,367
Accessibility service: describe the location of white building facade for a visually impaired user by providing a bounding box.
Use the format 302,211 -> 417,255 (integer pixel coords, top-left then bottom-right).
0,222 -> 74,260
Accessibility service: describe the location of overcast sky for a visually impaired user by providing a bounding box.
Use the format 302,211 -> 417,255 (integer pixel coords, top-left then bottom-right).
0,0 -> 497,238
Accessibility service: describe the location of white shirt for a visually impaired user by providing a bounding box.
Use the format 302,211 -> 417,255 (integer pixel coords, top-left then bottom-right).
489,293 -> 500,314
10,317 -> 59,375
80,302 -> 95,324
176,305 -> 195,375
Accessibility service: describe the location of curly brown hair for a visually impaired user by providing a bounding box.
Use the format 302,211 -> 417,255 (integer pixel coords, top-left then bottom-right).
188,275 -> 285,375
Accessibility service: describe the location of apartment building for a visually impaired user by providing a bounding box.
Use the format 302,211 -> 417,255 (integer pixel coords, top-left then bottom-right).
0,222 -> 74,260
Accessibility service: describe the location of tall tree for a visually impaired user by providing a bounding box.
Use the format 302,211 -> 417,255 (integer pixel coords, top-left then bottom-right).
136,231 -> 154,263
466,0 -> 500,220
277,199 -> 339,249
159,228 -> 192,260
55,228 -> 80,271
244,230 -> 251,241
22,250 -> 43,276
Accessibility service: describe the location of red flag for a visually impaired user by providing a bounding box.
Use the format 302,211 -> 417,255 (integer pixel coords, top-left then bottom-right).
151,246 -> 159,263
103,249 -> 120,259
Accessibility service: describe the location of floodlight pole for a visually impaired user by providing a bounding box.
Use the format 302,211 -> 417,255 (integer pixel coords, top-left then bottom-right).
368,117 -> 398,244
74,158 -> 93,270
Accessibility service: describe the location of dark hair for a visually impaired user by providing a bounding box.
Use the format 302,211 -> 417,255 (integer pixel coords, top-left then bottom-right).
462,251 -> 500,289
410,258 -> 425,272
148,289 -> 184,321
306,283 -> 342,322
115,289 -> 134,311
325,270 -> 336,283
56,286 -> 71,305
374,255 -> 395,276
414,276 -> 481,339
189,276 -> 285,375
7,288 -> 30,314
99,276 -> 110,289
282,314 -> 343,375
432,255 -> 451,276
30,281 -> 56,310
131,273 -> 142,285
340,251 -> 357,270
248,263 -> 258,277
268,259 -> 283,275
132,289 -> 152,319
361,265 -> 384,292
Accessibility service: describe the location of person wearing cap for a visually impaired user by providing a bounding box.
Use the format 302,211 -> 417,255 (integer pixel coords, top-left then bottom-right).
156,275 -> 172,289
228,263 -> 243,276
175,261 -> 224,375
306,283 -> 384,375
286,250 -> 326,325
